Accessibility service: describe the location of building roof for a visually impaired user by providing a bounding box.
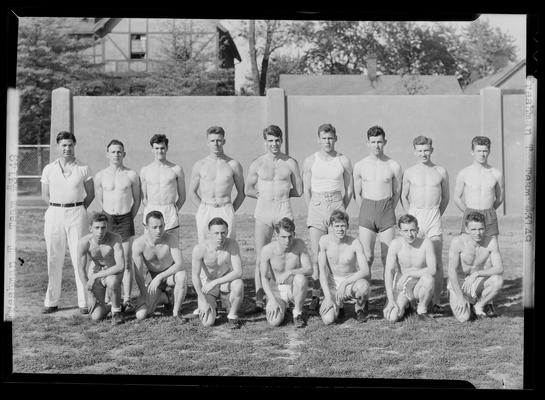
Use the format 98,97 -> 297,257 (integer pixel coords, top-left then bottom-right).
279,74 -> 463,95
463,59 -> 526,94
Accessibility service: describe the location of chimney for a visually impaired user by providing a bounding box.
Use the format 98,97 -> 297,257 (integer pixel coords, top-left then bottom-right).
367,53 -> 377,81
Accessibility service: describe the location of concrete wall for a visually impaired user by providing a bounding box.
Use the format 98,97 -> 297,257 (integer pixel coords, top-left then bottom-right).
49,87 -> 525,218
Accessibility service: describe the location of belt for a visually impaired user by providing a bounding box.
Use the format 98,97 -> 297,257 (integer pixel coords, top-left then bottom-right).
49,202 -> 84,208
202,201 -> 231,208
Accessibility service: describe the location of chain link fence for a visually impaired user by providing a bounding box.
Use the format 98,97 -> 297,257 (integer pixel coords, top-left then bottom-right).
17,145 -> 50,195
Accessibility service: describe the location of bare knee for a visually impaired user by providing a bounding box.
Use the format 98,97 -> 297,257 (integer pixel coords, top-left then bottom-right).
420,274 -> 435,292
267,312 -> 285,327
488,275 -> 503,290
174,271 -> 187,287
230,279 -> 244,297
293,274 -> 308,291
353,279 -> 370,298
321,309 -> 337,325
200,308 -> 216,327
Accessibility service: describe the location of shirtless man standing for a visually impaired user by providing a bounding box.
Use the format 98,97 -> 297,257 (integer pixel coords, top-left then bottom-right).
260,218 -> 312,328
132,211 -> 188,320
189,126 -> 245,243
454,136 -> 504,238
318,210 -> 370,325
140,134 -> 186,243
383,214 -> 437,322
77,212 -> 125,325
246,125 -> 303,311
354,126 -> 402,282
400,136 -> 449,312
94,139 -> 141,312
447,211 -> 503,322
191,217 -> 244,329
302,123 -> 353,312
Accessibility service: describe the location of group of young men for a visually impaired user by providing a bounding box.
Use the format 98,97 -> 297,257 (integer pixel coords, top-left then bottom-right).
40,123 -> 505,329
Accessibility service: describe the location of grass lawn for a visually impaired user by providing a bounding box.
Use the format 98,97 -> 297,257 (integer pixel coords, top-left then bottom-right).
9,205 -> 525,388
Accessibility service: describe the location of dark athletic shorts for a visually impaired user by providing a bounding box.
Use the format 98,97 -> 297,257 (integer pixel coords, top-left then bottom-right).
460,207 -> 499,237
358,197 -> 396,233
103,210 -> 135,241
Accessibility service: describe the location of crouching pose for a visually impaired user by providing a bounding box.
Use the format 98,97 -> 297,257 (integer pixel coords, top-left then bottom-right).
77,212 -> 124,325
318,210 -> 370,324
447,211 -> 503,322
260,218 -> 312,328
132,211 -> 187,320
383,214 -> 437,322
191,217 -> 244,329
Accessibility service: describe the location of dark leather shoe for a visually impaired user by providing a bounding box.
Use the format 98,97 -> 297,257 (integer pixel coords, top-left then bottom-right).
79,307 -> 89,315
42,306 -> 58,314
484,303 -> 499,318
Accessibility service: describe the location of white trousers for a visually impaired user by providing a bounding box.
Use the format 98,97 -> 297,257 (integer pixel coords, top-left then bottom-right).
43,206 -> 88,308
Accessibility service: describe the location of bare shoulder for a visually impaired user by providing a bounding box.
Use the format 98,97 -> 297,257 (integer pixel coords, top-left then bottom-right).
125,168 -> 139,180
132,235 -> 146,251
303,153 -> 316,169
388,158 -> 402,172
485,236 -> 499,251
338,153 -> 352,168
318,234 -> 331,249
403,165 -> 417,179
192,242 -> 205,256
287,155 -> 300,168
261,242 -> 274,257
456,165 -> 471,179
449,235 -> 464,250
79,233 -> 93,247
389,237 -> 402,251
490,167 -> 503,180
348,235 -> 362,248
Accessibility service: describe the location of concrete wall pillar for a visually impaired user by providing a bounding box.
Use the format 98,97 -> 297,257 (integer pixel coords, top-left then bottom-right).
480,87 -> 505,215
49,88 -> 73,161
266,88 -> 288,153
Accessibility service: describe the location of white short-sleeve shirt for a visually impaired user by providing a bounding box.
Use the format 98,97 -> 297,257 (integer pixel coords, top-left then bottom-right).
41,159 -> 93,204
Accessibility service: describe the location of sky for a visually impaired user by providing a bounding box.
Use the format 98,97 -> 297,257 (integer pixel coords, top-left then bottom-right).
222,14 -> 527,92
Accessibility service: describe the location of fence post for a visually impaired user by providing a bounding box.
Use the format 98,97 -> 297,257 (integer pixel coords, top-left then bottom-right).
480,87 -> 505,215
266,88 -> 288,154
50,87 -> 73,161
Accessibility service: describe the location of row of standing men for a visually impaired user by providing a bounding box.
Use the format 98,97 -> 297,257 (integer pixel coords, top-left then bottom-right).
40,123 -> 504,327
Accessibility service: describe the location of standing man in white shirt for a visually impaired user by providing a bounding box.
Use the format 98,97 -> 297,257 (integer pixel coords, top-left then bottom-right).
41,131 -> 95,314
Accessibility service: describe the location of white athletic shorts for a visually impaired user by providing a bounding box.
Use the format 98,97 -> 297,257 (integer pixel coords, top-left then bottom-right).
447,275 -> 487,304
269,275 -> 295,304
409,206 -> 442,238
143,203 -> 179,231
195,202 -> 236,243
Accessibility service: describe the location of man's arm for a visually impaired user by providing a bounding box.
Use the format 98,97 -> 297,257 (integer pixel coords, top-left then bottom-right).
493,170 -> 505,210
302,155 -> 313,207
288,158 -> 303,198
188,161 -> 202,208
140,167 -> 148,207
447,237 -> 465,298
453,170 -> 467,212
439,167 -> 450,216
191,245 -> 207,300
245,160 -> 259,199
391,161 -> 403,209
175,166 -> 186,210
41,182 -> 50,205
130,173 -> 142,218
94,172 -> 103,210
353,162 -> 363,208
317,238 -> 333,300
475,238 -> 504,277
384,240 -> 400,305
131,240 -> 148,296
259,247 -> 277,303
231,161 -> 246,212
340,155 -> 354,209
400,170 -> 411,213
83,178 -> 95,209
77,238 -> 90,289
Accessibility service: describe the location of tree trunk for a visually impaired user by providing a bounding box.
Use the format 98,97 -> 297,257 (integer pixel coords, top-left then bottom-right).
259,20 -> 277,96
248,20 -> 261,96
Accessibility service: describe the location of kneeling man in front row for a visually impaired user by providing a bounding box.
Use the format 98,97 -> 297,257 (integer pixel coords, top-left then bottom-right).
132,211 -> 188,320
447,211 -> 503,322
260,218 -> 312,328
318,210 -> 371,324
191,217 -> 244,329
383,214 -> 437,322
77,212 -> 125,325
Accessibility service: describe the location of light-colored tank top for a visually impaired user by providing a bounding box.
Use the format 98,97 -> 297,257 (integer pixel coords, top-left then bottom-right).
310,152 -> 344,193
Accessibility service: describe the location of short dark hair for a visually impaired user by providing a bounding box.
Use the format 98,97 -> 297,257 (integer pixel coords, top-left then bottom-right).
367,126 -> 386,140
145,211 -> 164,225
207,126 -> 225,137
208,217 -> 228,230
274,217 -> 295,234
263,125 -> 283,140
398,214 -> 418,227
465,211 -> 485,227
329,209 -> 349,226
106,139 -> 124,151
317,123 -> 336,137
150,134 -> 169,148
471,136 -> 491,150
56,131 -> 76,144
413,135 -> 432,147
90,212 -> 108,224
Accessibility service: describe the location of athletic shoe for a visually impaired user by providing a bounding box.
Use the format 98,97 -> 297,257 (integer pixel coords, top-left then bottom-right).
255,289 -> 265,312
356,302 -> 369,322
79,307 -> 89,315
111,312 -> 123,325
42,306 -> 58,314
309,296 -> 320,313
484,303 -> 498,318
429,303 -> 444,315
294,314 -> 306,328
177,314 -> 189,324
417,313 -> 435,322
228,317 -> 242,330
338,307 -> 345,319
122,300 -> 136,314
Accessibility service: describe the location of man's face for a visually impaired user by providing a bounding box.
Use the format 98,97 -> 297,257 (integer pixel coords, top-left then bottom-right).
146,217 -> 165,241
414,144 -> 433,163
367,135 -> 386,156
276,228 -> 294,250
90,220 -> 108,241
265,134 -> 282,155
399,222 -> 419,244
152,142 -> 168,161
58,139 -> 75,159
330,220 -> 348,239
465,220 -> 485,242
209,223 -> 228,247
318,131 -> 337,152
471,145 -> 490,164
107,144 -> 125,165
207,133 -> 225,155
